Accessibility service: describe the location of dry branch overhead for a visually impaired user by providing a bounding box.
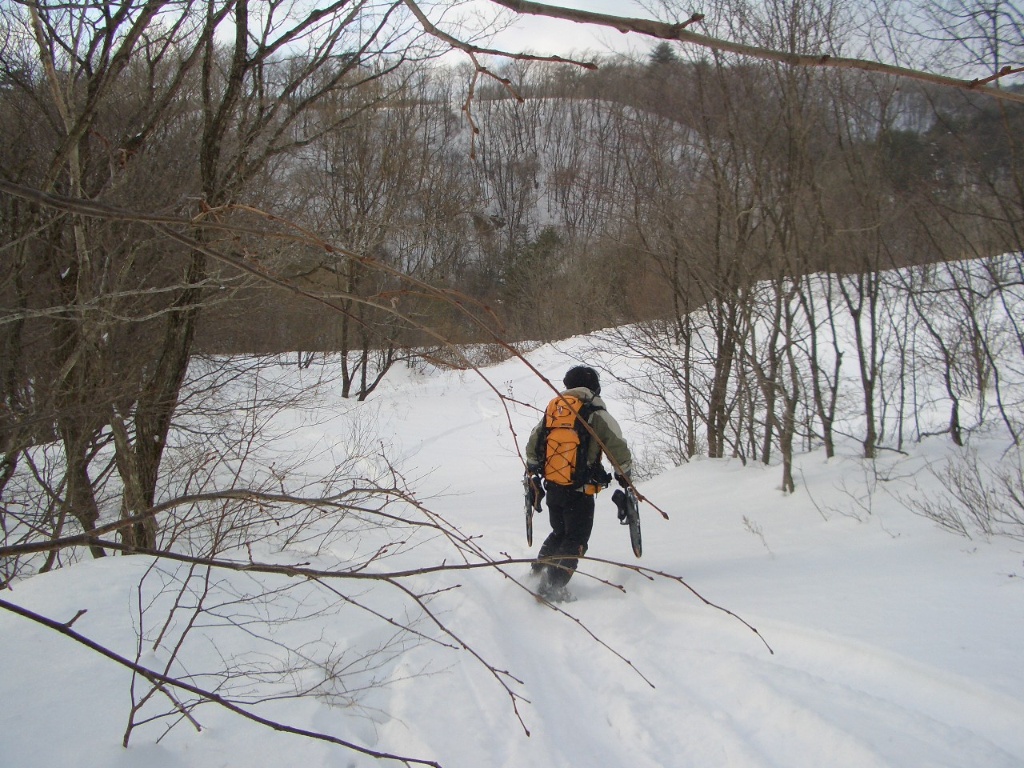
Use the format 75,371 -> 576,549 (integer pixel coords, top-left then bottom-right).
482,0 -> 1024,104
404,0 -> 597,71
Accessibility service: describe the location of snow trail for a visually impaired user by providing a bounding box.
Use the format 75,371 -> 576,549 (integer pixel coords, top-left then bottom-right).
2,341 -> 1023,768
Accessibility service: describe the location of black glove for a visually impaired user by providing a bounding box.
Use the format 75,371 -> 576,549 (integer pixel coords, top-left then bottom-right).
527,472 -> 545,507
590,464 -> 612,487
526,461 -> 541,475
614,472 -> 630,488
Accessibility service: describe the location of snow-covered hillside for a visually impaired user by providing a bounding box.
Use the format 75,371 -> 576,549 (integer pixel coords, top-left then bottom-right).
2,336 -> 1023,768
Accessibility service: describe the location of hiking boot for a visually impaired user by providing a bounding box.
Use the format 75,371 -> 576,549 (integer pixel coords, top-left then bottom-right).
537,577 -> 575,603
540,583 -> 574,603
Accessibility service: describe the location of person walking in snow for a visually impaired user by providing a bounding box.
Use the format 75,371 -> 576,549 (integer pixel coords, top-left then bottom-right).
525,365 -> 632,600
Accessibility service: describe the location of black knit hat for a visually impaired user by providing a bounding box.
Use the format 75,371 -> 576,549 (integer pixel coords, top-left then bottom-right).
563,365 -> 600,395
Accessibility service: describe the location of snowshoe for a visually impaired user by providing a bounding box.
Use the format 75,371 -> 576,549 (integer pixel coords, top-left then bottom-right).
612,488 -> 642,558
524,474 -> 544,546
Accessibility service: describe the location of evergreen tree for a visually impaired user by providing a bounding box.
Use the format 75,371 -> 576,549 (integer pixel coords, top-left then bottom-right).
649,41 -> 679,66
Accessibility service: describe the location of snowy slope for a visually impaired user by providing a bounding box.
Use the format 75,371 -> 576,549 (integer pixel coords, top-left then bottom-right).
2,339 -> 1024,768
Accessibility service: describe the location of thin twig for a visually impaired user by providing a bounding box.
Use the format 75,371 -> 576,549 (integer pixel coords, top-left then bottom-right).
0,598 -> 443,768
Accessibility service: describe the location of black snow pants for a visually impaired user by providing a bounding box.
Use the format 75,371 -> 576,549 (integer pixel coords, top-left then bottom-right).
535,483 -> 595,588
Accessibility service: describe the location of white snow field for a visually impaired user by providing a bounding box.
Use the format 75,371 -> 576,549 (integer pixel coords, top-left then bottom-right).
2,336 -> 1023,768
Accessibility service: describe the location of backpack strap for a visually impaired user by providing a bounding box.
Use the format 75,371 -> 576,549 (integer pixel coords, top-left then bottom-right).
576,401 -> 612,492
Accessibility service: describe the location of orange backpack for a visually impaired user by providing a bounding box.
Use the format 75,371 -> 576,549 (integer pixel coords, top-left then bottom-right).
542,394 -> 598,488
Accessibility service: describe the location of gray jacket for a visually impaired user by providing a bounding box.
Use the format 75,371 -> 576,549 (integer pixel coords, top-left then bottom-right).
525,386 -> 633,480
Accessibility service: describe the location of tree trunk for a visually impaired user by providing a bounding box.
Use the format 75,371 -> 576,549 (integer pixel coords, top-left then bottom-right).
131,252 -> 207,548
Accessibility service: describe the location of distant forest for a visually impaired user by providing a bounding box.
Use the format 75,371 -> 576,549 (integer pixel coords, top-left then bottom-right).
192,54 -> 1024,356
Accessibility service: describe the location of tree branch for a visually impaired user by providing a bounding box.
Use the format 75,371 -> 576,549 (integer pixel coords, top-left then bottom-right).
485,0 -> 1024,104
0,598 -> 442,768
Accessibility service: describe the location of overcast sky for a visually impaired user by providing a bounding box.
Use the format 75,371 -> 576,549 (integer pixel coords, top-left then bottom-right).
469,0 -> 662,60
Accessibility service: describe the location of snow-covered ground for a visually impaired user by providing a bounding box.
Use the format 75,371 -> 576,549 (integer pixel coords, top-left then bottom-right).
2,339 -> 1023,768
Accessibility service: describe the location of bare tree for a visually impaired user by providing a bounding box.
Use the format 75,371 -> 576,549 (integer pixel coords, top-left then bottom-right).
1,0 -> 437,552
292,67 -> 469,398
918,0 -> 1024,80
